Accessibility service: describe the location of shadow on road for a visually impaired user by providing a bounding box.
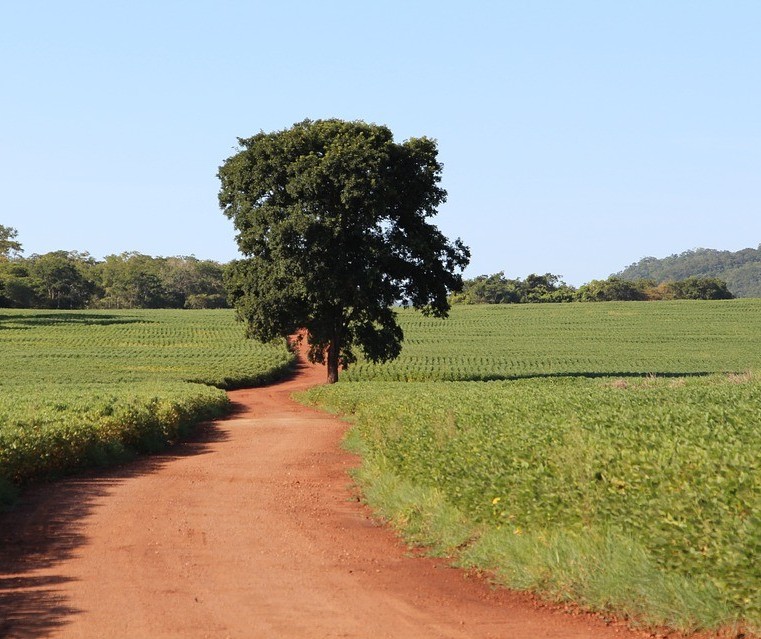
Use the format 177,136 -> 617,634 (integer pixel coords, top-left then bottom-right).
0,422 -> 229,638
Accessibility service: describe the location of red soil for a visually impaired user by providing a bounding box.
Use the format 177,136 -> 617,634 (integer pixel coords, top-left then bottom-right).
1,354 -> 660,638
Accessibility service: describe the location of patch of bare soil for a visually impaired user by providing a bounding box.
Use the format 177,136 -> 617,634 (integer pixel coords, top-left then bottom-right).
1,354 -> 660,638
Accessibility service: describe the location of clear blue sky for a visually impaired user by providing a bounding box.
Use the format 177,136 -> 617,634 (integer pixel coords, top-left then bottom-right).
2,1 -> 759,285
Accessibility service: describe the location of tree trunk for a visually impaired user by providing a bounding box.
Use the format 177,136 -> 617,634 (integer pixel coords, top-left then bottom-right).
326,340 -> 340,384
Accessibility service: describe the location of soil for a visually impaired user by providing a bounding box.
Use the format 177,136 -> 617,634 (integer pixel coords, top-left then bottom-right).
1,353 -> 663,638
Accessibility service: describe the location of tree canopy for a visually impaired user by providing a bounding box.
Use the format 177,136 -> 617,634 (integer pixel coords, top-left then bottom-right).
0,236 -> 229,310
219,119 -> 470,382
616,245 -> 761,298
452,272 -> 734,304
451,272 -> 577,304
0,225 -> 22,260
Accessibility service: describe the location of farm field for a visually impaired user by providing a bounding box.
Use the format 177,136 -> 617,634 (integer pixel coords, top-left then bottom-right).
0,309 -> 294,495
304,300 -> 761,633
344,300 -> 761,381
3,301 -> 761,634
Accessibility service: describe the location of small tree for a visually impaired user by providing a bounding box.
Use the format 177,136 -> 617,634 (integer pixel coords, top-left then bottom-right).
456,272 -> 521,304
578,277 -> 647,302
668,276 -> 734,300
0,225 -> 23,260
0,261 -> 37,307
522,273 -> 576,303
219,119 -> 470,383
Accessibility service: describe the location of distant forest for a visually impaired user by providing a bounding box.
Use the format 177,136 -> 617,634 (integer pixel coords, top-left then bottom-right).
616,245 -> 761,298
0,225 -> 227,309
1,225 -> 751,309
0,251 -> 229,310
452,272 -> 734,304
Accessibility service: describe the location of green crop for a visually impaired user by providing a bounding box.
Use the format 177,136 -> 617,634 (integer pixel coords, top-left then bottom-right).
0,309 -> 293,489
306,375 -> 761,626
304,299 -> 761,632
345,300 -> 761,381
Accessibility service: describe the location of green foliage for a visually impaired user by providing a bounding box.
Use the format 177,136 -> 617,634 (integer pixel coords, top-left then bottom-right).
617,245 -> 761,298
0,309 -> 294,489
340,448 -> 734,631
0,383 -> 229,482
161,257 -> 228,308
94,252 -> 168,308
305,375 -> 761,628
0,249 -> 230,310
0,225 -> 23,260
0,260 -> 36,307
462,525 -> 733,631
92,252 -> 229,309
455,273 -> 733,304
452,272 -> 576,304
720,261 -> 761,299
218,118 -> 469,382
667,276 -> 734,300
302,300 -> 761,631
577,276 -> 648,301
342,301 -> 761,381
29,250 -> 97,308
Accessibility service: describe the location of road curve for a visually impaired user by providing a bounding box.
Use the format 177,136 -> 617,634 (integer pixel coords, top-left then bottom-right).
0,354 -> 649,638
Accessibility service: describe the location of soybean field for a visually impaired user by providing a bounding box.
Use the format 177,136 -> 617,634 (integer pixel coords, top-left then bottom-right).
305,299 -> 761,634
345,300 -> 761,381
0,309 -> 293,490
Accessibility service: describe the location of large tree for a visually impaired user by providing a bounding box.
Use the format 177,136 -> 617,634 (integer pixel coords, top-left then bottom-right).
219,119 -> 470,383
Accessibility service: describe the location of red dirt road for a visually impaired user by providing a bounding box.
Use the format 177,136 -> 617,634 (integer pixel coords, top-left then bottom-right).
1,356 -> 651,638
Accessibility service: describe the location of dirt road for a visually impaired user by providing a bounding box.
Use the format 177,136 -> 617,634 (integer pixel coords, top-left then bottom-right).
1,355 -> 649,638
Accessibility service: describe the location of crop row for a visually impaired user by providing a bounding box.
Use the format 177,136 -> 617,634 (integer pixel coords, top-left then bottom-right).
344,300 -> 761,381
304,372 -> 761,625
0,309 -> 294,493
0,382 -> 228,481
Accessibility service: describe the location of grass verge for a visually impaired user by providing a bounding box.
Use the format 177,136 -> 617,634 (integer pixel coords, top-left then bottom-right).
347,440 -> 746,636
304,384 -> 759,637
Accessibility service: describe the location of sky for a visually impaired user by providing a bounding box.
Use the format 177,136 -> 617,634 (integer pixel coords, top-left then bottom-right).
1,1 -> 759,286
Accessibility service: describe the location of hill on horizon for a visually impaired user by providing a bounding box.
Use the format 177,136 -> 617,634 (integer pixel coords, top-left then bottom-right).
615,245 -> 761,298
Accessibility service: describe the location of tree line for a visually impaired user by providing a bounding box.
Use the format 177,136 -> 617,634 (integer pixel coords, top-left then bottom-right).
0,225 -> 228,310
1,223 -> 735,312
453,272 -> 734,304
